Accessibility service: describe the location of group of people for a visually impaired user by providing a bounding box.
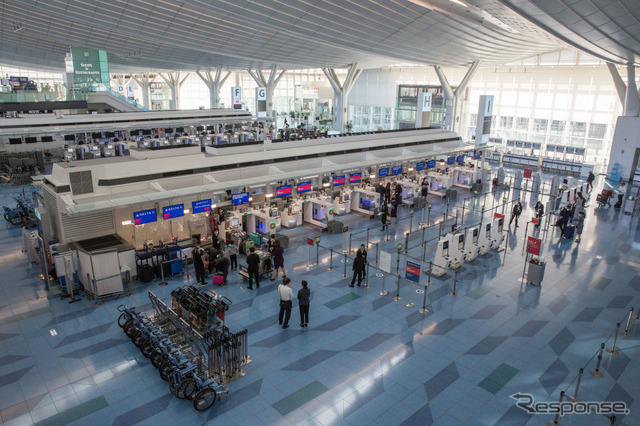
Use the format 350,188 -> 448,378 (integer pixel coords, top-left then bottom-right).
277,278 -> 311,329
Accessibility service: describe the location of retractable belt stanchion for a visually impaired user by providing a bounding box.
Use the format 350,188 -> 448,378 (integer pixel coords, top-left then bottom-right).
366,228 -> 370,249
379,273 -> 388,296
567,368 -> 584,403
342,252 -> 348,278
328,248 -> 334,271
405,280 -> 414,308
316,240 -> 319,267
589,343 -> 605,378
419,262 -> 432,314
393,275 -> 402,302
547,391 -> 564,426
363,263 -> 370,288
606,323 -> 620,354
622,307 -> 634,337
159,260 -> 168,286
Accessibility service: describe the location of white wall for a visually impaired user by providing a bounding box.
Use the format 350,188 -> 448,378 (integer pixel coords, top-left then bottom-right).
607,116 -> 640,181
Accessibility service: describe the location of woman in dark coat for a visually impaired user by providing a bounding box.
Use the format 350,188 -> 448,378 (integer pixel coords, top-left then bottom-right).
271,240 -> 287,280
350,251 -> 365,287
381,202 -> 388,231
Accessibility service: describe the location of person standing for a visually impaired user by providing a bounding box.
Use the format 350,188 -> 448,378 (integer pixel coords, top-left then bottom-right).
297,280 -> 310,327
391,199 -> 399,224
509,201 -> 523,227
575,211 -> 586,242
586,171 -> 595,192
246,246 -> 260,290
381,202 -> 389,231
208,211 -> 217,235
192,243 -> 206,285
357,244 -> 368,277
271,240 -> 287,280
556,205 -> 570,233
534,201 -> 544,227
421,178 -> 429,198
350,251 -> 365,287
615,182 -> 626,208
573,192 -> 585,219
227,240 -> 238,270
278,277 -> 293,329
385,182 -> 391,204
217,208 -> 225,226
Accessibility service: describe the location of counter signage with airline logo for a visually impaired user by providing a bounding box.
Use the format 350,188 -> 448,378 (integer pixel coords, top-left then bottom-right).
163,204 -> 184,220
349,173 -> 362,183
276,185 -> 292,198
232,192 -> 250,206
333,175 -> 345,187
134,209 -> 157,225
192,199 -> 211,214
297,181 -> 312,193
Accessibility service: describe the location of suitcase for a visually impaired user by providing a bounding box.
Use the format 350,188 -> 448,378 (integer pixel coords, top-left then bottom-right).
243,240 -> 254,254
212,274 -> 225,285
139,265 -> 154,283
563,224 -> 575,239
250,233 -> 263,246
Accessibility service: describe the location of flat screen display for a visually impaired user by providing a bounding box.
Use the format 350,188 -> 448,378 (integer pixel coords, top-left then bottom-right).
176,127 -> 184,133
474,152 -> 481,160
392,166 -> 402,175
163,204 -> 184,220
232,192 -> 250,206
379,168 -> 389,177
456,155 -> 465,163
416,162 -> 425,171
142,129 -> 152,135
349,172 -> 361,183
297,181 -> 312,193
164,128 -> 174,133
447,157 -> 455,165
41,136 -> 54,142
192,199 -> 211,214
64,134 -> 75,141
25,137 -> 37,144
134,209 -> 157,225
276,185 -> 292,198
9,138 -> 22,145
427,160 -> 436,169
333,175 -> 345,187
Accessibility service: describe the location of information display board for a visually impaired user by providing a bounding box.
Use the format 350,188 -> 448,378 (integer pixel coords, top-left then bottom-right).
456,155 -> 465,163
297,182 -> 312,193
333,175 -> 345,187
276,185 -> 292,198
134,209 -> 157,225
416,162 -> 425,171
349,173 -> 362,183
192,199 -> 211,214
232,192 -> 250,206
427,160 -> 436,169
392,166 -> 402,175
405,260 -> 421,283
379,168 -> 389,177
447,157 -> 455,165
163,204 -> 184,220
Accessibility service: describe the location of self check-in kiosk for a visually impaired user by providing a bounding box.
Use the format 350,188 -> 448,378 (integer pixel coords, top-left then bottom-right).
432,234 -> 453,276
427,173 -> 451,197
450,231 -> 466,264
490,217 -> 506,249
464,227 -> 480,261
478,222 -> 492,255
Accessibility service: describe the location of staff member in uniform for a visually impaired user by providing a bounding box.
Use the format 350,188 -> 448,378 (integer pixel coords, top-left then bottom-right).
297,280 -> 310,327
246,247 -> 260,290
192,243 -> 206,285
278,278 -> 293,329
357,244 -> 368,277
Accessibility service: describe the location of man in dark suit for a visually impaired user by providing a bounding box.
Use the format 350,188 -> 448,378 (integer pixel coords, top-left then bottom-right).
246,247 -> 260,290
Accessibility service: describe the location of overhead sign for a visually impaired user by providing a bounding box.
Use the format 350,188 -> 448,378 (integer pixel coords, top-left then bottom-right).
70,47 -> 109,88
232,86 -> 242,107
307,237 -> 314,246
405,260 -> 420,283
526,236 -> 541,256
127,85 -> 135,99
416,162 -> 425,171
192,199 -> 211,214
421,92 -> 432,112
163,204 -> 184,220
523,168 -> 532,179
475,95 -> 494,145
256,87 -> 267,118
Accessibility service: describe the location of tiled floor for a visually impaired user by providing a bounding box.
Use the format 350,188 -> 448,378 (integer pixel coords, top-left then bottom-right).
0,172 -> 638,425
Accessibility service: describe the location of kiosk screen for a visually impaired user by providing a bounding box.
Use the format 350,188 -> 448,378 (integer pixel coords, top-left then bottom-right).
41,136 -> 54,142
163,204 -> 184,220
416,162 -> 425,171
192,199 -> 211,214
333,176 -> 345,187
297,181 -> 312,193
442,241 -> 449,257
472,229 -> 478,244
230,218 -> 240,227
379,168 -> 389,177
276,185 -> 292,198
485,223 -> 491,237
134,209 -> 157,225
349,173 -> 362,183
458,235 -> 464,250
232,192 -> 250,206
392,166 -> 402,175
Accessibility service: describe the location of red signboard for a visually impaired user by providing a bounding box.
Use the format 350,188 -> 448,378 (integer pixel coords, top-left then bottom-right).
531,217 -> 539,224
526,236 -> 541,256
307,238 -> 314,246
523,168 -> 532,179
494,213 -> 505,220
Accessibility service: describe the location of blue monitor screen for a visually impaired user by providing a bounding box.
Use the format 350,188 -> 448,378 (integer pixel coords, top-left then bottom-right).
456,155 -> 465,163
192,199 -> 211,214
392,166 -> 402,175
416,162 -> 425,171
276,185 -> 292,198
134,209 -> 157,225
447,157 -> 455,165
349,173 -> 362,183
474,152 -> 481,160
427,160 -> 436,169
163,204 -> 184,220
379,168 -> 389,177
297,181 -> 312,193
333,175 -> 345,187
232,192 -> 250,206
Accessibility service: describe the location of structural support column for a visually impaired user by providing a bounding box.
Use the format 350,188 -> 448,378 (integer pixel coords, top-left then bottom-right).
159,71 -> 190,110
322,63 -> 361,133
131,73 -> 152,109
247,65 -> 286,118
196,67 -> 231,109
433,60 -> 480,132
607,62 -> 640,117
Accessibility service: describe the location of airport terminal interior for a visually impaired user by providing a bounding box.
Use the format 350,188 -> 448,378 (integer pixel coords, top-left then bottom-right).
0,1 -> 640,425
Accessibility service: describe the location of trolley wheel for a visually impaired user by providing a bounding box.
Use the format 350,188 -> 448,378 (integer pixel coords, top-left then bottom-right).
117,312 -> 127,328
141,342 -> 154,358
159,363 -> 174,381
151,350 -> 164,368
176,378 -> 192,400
9,215 -> 22,226
123,321 -> 135,338
169,375 -> 184,398
183,380 -> 197,401
193,387 -> 217,411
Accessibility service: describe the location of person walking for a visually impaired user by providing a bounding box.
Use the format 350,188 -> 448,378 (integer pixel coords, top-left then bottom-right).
556,205 -> 570,233
227,240 -> 238,270
509,201 -> 523,227
573,192 -> 585,219
278,277 -> 293,329
246,246 -> 260,290
381,202 -> 389,231
192,243 -> 206,285
421,178 -> 429,198
350,251 -> 365,287
297,280 -> 310,327
534,201 -> 544,227
575,211 -> 586,242
586,171 -> 595,192
271,240 -> 287,280
357,244 -> 368,277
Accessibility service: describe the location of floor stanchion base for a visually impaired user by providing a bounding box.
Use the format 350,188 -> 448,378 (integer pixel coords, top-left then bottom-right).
588,370 -> 603,378
379,290 -> 389,296
450,291 -> 457,296
362,284 -> 370,288
605,348 -> 618,355
392,297 -> 402,302
405,302 -> 415,308
622,332 -> 632,337
159,282 -> 168,286
419,308 -> 429,314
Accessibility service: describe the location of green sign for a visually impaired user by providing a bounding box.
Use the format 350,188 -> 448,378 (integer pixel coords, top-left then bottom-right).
70,47 -> 109,87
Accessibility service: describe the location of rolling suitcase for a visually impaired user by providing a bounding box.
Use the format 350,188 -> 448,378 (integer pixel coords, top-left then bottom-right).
563,224 -> 575,239
212,274 -> 225,285
250,233 -> 263,246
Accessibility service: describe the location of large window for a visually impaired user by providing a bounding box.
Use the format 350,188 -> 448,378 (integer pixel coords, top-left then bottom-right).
500,117 -> 513,129
550,120 -> 565,134
588,123 -> 606,139
516,117 -> 529,130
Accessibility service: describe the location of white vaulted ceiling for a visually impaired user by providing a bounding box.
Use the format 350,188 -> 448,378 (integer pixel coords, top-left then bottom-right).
0,0 -> 637,72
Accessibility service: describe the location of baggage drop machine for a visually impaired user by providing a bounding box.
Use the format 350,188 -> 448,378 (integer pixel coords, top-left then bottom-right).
281,200 -> 302,228
490,217 -> 506,249
464,227 -> 480,261
303,197 -> 333,229
350,188 -> 379,217
332,189 -> 351,215
478,222 -> 492,255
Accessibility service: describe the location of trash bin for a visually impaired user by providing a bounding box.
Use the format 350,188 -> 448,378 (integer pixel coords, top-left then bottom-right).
527,260 -> 546,285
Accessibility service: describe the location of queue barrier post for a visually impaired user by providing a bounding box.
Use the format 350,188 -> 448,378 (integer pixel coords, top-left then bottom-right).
328,248 -> 334,271
393,275 -> 402,302
622,307 -> 634,337
547,391 -> 564,426
379,274 -> 389,296
566,368 -> 584,403
606,323 -> 620,354
363,263 -> 370,288
589,343 -> 605,378
405,281 -> 415,308
451,264 -> 459,296
419,262 -> 432,314
375,243 -> 379,266
316,241 -> 319,268
342,253 -> 348,278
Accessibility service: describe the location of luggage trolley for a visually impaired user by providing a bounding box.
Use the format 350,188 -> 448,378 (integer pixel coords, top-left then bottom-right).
238,248 -> 272,281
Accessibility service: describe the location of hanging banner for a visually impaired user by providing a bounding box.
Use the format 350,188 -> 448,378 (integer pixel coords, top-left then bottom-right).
523,168 -> 532,179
